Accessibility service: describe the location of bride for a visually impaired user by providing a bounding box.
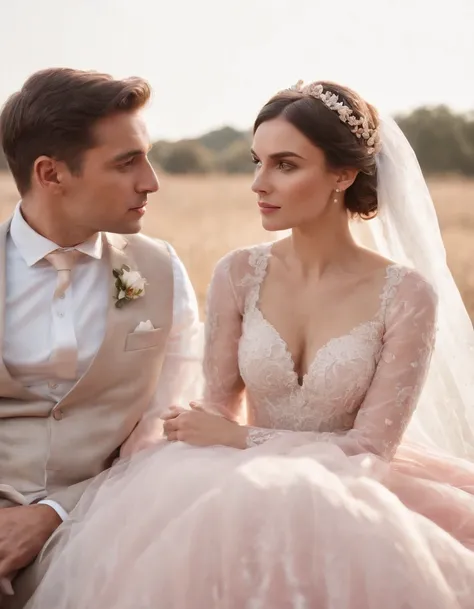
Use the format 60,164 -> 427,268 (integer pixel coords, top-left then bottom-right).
24,80 -> 474,608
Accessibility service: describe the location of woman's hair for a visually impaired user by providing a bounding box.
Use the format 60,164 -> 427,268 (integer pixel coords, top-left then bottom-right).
253,81 -> 380,219
0,68 -> 152,195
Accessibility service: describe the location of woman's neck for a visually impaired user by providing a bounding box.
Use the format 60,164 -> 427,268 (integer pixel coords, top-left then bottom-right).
283,217 -> 361,279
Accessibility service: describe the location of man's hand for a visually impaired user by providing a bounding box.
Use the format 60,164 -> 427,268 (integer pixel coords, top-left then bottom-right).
0,505 -> 61,578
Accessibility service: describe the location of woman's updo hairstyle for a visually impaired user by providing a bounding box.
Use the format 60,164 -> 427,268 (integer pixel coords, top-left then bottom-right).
253,80 -> 381,219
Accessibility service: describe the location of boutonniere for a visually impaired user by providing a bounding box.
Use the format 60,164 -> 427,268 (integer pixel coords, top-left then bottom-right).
113,265 -> 147,308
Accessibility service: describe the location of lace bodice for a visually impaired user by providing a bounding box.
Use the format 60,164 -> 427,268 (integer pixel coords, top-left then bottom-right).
203,244 -> 438,460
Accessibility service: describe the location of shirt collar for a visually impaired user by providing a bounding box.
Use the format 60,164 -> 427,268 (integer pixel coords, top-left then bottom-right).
10,203 -> 104,267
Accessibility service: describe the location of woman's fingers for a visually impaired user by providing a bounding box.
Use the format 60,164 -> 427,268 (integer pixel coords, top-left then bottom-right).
161,405 -> 186,420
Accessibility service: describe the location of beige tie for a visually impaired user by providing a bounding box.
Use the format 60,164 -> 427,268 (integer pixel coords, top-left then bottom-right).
45,249 -> 81,379
46,249 -> 81,298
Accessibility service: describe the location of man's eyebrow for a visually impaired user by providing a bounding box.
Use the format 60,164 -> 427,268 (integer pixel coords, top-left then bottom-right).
112,146 -> 152,163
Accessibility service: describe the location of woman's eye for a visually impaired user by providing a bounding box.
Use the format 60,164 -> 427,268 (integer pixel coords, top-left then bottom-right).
251,157 -> 261,166
278,161 -> 294,171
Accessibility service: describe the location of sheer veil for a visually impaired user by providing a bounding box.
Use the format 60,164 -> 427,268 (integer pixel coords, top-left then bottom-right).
275,116 -> 474,458
349,116 -> 474,458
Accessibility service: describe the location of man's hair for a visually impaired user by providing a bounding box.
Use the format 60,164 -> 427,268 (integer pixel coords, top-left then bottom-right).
0,68 -> 152,194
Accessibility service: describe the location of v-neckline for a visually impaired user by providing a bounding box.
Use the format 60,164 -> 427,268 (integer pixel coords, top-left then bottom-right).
254,307 -> 381,388
251,244 -> 400,389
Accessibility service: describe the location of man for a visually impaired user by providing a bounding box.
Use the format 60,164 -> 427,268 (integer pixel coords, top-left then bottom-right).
0,68 -> 201,607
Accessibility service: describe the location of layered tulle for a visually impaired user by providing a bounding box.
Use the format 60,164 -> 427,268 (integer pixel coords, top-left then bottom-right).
26,436 -> 474,609
24,242 -> 474,609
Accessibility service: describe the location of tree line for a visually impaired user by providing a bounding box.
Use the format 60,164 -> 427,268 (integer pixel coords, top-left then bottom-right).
1,106 -> 473,176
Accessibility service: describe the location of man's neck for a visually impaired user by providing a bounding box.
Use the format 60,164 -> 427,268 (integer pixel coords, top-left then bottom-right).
20,199 -> 96,247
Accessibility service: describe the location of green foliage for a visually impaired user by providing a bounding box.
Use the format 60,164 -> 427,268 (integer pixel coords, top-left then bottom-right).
2,106 -> 474,176
218,139 -> 255,174
149,106 -> 474,176
158,141 -> 215,174
198,126 -> 250,152
396,106 -> 474,176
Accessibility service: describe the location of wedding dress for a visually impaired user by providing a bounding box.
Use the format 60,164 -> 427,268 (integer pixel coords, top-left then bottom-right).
24,117 -> 474,609
25,240 -> 474,609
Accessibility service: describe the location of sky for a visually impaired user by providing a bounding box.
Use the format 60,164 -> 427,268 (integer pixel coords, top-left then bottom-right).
0,0 -> 473,141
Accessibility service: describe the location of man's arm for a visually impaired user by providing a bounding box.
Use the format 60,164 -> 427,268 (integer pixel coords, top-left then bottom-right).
37,499 -> 68,521
120,243 -> 202,457
38,478 -> 95,518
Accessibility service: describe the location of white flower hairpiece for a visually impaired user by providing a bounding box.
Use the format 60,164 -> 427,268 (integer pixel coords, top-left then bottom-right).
287,80 -> 380,155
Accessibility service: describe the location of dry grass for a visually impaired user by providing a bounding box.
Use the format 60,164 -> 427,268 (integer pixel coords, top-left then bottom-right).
1,172 -> 473,318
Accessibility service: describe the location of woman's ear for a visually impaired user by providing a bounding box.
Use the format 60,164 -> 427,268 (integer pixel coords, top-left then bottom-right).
336,168 -> 359,192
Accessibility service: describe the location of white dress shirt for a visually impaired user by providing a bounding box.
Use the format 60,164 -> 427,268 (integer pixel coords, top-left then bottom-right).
3,205 -> 202,520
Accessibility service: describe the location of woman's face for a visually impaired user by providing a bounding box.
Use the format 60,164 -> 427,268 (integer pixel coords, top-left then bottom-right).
251,117 -> 343,232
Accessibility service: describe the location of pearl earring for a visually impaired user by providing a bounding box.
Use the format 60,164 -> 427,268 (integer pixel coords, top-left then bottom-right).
334,188 -> 341,204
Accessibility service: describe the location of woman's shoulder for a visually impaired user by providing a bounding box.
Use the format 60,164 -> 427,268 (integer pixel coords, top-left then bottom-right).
357,248 -> 437,301
213,242 -> 273,279
352,248 -> 438,317
382,262 -> 438,319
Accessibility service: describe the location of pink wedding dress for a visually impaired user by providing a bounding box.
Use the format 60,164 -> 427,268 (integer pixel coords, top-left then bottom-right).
26,244 -> 474,609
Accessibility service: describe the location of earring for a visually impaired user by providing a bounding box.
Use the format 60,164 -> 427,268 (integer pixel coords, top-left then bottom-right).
334,188 -> 341,203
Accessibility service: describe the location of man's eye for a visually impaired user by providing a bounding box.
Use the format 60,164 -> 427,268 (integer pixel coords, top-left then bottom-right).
118,158 -> 136,170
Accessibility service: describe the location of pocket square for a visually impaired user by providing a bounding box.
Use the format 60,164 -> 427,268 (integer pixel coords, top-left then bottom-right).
134,320 -> 154,333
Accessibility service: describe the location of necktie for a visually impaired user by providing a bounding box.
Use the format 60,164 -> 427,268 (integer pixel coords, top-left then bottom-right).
45,249 -> 81,379
45,249 -> 81,298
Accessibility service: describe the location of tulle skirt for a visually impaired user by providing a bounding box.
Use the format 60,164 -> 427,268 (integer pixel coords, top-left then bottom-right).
26,436 -> 474,609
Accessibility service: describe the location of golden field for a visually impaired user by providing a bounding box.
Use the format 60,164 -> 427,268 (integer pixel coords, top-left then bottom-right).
1,172 -> 473,319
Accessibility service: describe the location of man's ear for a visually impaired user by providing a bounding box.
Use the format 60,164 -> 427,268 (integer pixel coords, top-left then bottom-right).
32,156 -> 69,194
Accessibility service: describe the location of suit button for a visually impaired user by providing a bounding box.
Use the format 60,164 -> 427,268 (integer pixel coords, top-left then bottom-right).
53,409 -> 63,421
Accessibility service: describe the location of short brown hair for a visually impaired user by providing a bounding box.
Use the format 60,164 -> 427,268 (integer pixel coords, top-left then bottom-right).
254,81 -> 380,219
0,68 -> 152,195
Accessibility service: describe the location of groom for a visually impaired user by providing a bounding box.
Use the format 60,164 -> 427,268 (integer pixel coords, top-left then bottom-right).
0,68 -> 200,607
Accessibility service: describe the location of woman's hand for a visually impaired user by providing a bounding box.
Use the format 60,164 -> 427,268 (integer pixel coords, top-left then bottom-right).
161,403 -> 248,449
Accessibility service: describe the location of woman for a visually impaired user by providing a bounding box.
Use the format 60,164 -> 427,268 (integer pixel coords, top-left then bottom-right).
26,81 -> 474,609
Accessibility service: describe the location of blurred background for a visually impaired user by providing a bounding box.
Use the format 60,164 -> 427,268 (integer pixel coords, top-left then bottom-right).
0,0 -> 473,317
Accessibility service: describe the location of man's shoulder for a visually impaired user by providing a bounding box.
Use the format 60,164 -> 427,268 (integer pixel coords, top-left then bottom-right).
124,233 -> 170,255
125,233 -> 170,257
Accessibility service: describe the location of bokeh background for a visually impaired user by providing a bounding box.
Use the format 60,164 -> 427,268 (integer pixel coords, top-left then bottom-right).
1,0 -> 473,317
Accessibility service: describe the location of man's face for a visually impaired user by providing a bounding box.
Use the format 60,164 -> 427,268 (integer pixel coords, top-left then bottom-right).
61,110 -> 159,235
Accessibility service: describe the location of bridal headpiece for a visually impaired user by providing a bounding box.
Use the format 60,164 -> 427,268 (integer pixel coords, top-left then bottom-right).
284,80 -> 380,155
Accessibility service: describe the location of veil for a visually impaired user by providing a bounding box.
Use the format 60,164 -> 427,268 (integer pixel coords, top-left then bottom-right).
349,116 -> 474,459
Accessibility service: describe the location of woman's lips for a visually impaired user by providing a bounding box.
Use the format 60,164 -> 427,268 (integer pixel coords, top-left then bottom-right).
258,201 -> 281,214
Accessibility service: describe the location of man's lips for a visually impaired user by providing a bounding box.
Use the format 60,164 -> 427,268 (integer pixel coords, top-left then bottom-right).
130,203 -> 147,214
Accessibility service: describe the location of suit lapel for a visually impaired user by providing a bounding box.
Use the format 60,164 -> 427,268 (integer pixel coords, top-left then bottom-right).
59,233 -> 140,406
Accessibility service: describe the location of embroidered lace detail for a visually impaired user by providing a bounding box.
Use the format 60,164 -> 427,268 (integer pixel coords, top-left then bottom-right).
203,245 -> 438,459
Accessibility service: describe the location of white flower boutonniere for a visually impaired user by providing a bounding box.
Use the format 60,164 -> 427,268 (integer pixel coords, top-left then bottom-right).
113,265 -> 147,308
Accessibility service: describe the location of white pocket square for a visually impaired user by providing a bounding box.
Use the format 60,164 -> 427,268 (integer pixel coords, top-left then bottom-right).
134,320 -> 154,333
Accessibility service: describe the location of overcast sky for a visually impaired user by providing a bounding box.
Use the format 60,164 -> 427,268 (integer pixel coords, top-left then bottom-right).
1,0 -> 472,140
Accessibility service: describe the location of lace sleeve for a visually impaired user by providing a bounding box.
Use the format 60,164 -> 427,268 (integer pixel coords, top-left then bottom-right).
202,253 -> 246,421
246,271 -> 438,460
